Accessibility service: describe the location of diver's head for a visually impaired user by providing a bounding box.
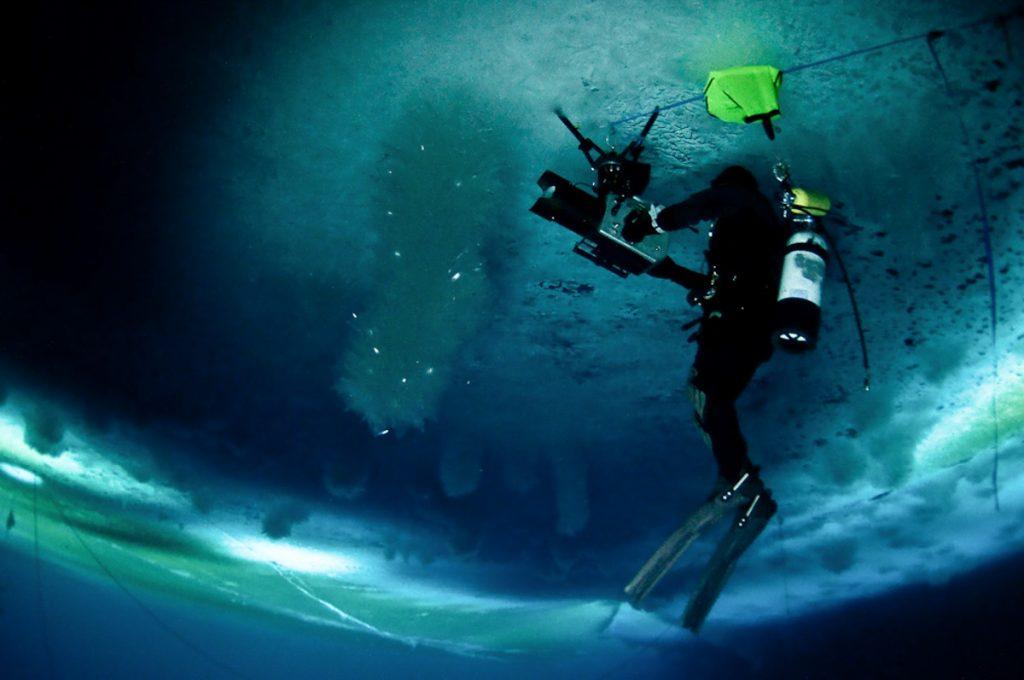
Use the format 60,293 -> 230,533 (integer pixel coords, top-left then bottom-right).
711,165 -> 758,191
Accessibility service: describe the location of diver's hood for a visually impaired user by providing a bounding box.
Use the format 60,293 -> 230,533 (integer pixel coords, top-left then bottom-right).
711,165 -> 759,190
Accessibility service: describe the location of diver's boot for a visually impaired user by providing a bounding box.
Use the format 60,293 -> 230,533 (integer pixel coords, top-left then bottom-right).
624,471 -> 764,606
681,490 -> 778,633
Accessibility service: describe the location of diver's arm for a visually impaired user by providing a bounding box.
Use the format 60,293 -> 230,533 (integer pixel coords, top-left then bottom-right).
656,187 -> 747,233
648,257 -> 708,290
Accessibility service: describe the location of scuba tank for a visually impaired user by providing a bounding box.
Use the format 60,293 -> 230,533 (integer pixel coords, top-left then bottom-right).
771,163 -> 872,389
773,165 -> 832,352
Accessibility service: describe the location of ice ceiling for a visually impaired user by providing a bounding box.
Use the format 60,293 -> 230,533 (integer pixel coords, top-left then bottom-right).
4,0 -> 1024,662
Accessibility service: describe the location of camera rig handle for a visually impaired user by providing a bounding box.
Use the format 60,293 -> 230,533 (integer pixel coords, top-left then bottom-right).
625,106 -> 660,161
554,108 -> 660,200
554,107 -> 660,165
555,110 -> 605,166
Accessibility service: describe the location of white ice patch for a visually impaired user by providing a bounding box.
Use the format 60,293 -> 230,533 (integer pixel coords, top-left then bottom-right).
0,410 -> 188,509
0,462 -> 42,486
914,353 -> 1024,469
221,536 -> 360,576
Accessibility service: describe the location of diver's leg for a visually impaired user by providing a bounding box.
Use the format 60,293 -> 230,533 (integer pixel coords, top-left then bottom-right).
678,339 -> 777,630
698,394 -> 752,482
647,256 -> 707,290
688,343 -> 760,482
625,338 -> 769,607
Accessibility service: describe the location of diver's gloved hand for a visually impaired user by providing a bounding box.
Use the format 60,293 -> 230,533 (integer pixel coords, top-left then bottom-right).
622,208 -> 657,244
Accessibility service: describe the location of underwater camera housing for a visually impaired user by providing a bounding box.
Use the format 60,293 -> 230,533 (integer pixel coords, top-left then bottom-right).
529,109 -> 669,277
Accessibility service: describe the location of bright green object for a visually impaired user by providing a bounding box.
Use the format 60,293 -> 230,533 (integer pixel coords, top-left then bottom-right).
790,187 -> 832,217
704,65 -> 782,139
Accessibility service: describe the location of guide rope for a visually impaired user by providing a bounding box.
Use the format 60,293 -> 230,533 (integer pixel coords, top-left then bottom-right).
42,486 -> 251,680
925,32 -> 1001,511
822,223 -> 871,391
609,9 -> 1022,128
33,484 -> 57,680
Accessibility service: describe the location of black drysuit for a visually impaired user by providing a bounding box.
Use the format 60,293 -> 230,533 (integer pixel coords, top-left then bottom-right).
653,169 -> 787,482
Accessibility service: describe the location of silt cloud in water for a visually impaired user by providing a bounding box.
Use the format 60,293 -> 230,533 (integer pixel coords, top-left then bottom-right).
338,87 -> 514,433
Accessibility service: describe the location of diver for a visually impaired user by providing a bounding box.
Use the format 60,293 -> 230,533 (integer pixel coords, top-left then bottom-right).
530,102 -> 850,631
621,165 -> 787,631
623,165 -> 784,494
527,110 -> 828,629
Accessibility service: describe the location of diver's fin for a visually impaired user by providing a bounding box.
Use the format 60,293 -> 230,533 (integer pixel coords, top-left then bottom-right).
625,472 -> 765,605
624,497 -> 733,605
682,492 -> 777,633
